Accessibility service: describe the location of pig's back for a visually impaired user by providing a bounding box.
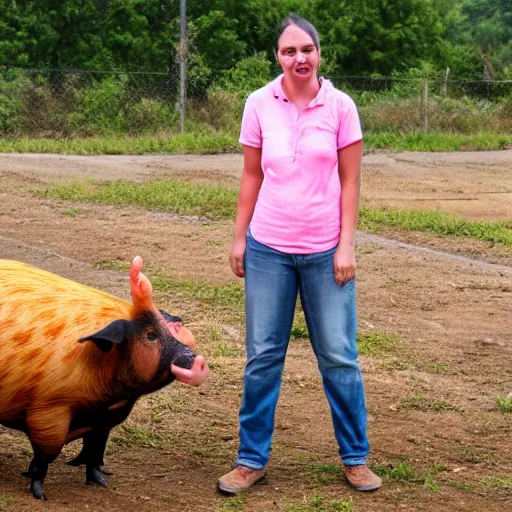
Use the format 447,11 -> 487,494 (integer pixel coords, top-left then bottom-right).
0,259 -> 131,420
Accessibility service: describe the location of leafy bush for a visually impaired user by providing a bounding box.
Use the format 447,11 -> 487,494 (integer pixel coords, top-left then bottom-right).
69,75 -> 128,134
213,52 -> 272,99
125,98 -> 179,134
0,70 -> 30,133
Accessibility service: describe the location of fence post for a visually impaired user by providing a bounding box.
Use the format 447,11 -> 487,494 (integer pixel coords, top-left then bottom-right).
179,0 -> 187,134
423,79 -> 429,134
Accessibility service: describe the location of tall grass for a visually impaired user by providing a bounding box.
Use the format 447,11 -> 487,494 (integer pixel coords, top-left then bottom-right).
0,133 -> 239,155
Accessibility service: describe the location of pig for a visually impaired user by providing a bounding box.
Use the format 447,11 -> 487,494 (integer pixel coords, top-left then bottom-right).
0,256 -> 208,499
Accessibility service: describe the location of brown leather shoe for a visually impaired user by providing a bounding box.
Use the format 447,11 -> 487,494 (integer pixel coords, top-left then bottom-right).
217,466 -> 266,495
345,464 -> 382,491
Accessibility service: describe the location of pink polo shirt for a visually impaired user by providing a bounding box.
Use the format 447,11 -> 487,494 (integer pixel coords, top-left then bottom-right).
239,74 -> 362,254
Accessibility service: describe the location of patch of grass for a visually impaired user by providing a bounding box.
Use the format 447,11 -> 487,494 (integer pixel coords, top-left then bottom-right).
374,462 -> 444,490
480,476 -> 512,492
34,178 -> 238,220
304,464 -> 343,485
496,395 -> 512,413
94,259 -> 131,272
60,207 -> 80,216
364,132 -> 512,152
110,424 -> 162,448
374,462 -> 417,482
214,341 -> 244,358
1,132 -> 511,155
423,362 -> 449,374
359,207 -> 512,248
291,323 -> 310,339
357,332 -> 397,356
215,494 -> 246,511
458,445 -> 495,464
398,394 -> 458,412
0,133 -> 240,155
449,481 -> 476,492
0,495 -> 14,510
380,359 -> 409,370
284,496 -> 355,512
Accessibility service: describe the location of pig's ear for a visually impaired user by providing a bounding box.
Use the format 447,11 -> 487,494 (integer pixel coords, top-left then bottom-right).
79,319 -> 130,353
130,256 -> 153,311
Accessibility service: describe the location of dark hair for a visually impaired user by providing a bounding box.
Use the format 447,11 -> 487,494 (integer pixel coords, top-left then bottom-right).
274,14 -> 320,53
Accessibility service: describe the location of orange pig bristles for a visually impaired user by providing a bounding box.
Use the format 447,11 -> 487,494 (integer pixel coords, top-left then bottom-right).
0,260 -> 132,422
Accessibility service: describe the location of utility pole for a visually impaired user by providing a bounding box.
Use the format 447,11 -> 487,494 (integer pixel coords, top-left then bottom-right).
179,0 -> 187,134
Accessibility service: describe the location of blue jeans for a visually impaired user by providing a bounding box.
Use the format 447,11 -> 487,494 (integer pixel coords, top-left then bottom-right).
236,230 -> 369,470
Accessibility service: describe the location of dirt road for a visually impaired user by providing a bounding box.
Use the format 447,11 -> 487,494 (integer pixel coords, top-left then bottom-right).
0,151 -> 511,512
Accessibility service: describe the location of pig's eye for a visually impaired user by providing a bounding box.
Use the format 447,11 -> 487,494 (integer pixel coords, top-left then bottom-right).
146,331 -> 159,342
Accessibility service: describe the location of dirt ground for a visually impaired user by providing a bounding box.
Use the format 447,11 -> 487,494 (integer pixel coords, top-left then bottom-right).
0,150 -> 511,512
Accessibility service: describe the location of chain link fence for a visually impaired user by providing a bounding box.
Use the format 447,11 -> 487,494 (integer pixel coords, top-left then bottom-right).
1,67 -> 511,137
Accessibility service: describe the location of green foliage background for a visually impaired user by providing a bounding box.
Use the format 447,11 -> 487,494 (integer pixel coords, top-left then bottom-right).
1,0 -> 511,86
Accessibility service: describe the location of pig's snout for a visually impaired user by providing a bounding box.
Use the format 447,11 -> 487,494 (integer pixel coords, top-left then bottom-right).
171,346 -> 195,370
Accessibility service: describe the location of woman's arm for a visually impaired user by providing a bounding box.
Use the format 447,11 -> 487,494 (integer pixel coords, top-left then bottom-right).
230,145 -> 264,277
334,139 -> 363,285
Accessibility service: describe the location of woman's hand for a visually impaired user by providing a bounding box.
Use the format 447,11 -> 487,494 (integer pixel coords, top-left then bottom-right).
171,355 -> 209,386
229,238 -> 247,277
334,244 -> 356,286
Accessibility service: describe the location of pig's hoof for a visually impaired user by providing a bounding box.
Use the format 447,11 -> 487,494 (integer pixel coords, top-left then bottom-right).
30,480 -> 45,499
67,452 -> 87,467
86,466 -> 108,487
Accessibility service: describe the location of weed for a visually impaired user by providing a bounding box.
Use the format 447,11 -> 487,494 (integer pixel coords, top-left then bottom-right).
215,493 -> 246,511
374,462 -> 416,482
304,464 -> 343,485
496,395 -> 512,413
380,359 -> 409,370
110,424 -> 162,448
60,207 -> 80,216
449,482 -> 475,491
94,259 -> 131,271
480,476 -> 512,492
0,495 -> 14,510
399,394 -> 458,412
291,323 -> 310,339
284,496 -> 354,512
214,342 -> 244,358
458,445 -> 495,464
357,332 -> 397,356
424,362 -> 449,374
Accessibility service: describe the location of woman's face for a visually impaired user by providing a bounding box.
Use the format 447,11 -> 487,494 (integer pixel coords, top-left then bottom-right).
276,24 -> 320,83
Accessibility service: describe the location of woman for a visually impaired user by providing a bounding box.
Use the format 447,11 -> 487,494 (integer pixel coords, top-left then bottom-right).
218,14 -> 381,495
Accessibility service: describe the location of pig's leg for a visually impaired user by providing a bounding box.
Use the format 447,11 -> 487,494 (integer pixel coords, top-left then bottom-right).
84,430 -> 110,487
67,430 -> 110,486
68,400 -> 136,486
21,456 -> 37,478
29,451 -> 58,499
26,406 -> 70,499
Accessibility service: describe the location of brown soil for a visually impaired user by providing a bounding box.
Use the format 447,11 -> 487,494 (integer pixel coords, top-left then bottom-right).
0,151 -> 511,512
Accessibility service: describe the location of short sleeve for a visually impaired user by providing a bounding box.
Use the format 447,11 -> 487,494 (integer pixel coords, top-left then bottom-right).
239,94 -> 262,148
336,94 -> 363,150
